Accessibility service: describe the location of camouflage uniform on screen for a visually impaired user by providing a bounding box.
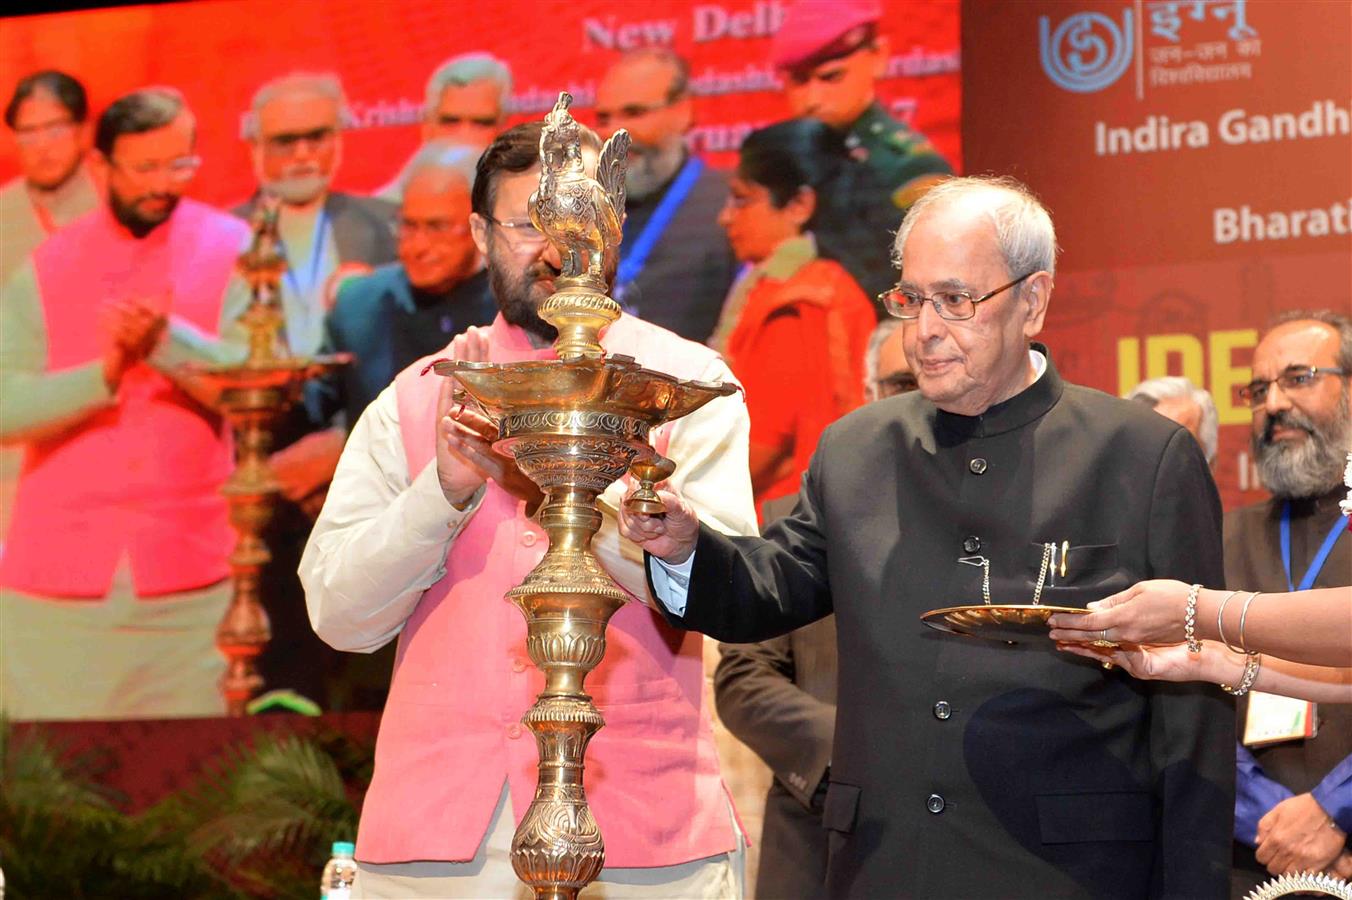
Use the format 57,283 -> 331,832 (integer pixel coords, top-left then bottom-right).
815,101 -> 951,305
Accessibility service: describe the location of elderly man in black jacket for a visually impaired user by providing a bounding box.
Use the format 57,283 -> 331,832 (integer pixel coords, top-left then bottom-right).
622,175 -> 1235,899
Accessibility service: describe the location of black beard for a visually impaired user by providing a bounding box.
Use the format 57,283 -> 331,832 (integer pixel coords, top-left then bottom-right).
109,190 -> 177,239
1253,392 -> 1351,499
487,248 -> 558,345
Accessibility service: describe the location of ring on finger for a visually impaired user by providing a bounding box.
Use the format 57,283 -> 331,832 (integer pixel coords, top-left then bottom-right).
1090,627 -> 1120,650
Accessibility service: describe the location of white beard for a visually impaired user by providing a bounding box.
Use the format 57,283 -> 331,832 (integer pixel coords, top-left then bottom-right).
266,172 -> 330,205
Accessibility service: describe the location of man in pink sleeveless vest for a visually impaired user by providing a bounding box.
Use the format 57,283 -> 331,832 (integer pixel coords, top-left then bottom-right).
301,123 -> 756,898
0,88 -> 250,720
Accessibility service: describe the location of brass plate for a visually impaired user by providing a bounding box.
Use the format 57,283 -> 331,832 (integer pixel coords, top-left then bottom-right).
920,604 -> 1090,645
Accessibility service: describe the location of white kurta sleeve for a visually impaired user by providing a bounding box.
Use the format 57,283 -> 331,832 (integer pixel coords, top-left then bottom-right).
299,383 -> 483,653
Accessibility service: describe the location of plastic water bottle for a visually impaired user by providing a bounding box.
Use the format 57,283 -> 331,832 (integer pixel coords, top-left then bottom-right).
320,840 -> 356,899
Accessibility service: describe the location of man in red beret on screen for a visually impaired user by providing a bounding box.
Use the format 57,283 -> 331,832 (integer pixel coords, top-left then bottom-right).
773,0 -> 953,307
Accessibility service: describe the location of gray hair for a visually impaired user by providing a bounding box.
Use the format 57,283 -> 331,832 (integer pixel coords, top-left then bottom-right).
404,140 -> 479,190
246,72 -> 346,140
1128,376 -> 1219,463
864,318 -> 902,387
424,52 -> 513,114
892,175 -> 1059,283
1269,308 -> 1352,372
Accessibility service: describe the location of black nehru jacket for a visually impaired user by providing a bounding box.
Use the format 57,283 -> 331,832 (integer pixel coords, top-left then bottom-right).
654,346 -> 1235,899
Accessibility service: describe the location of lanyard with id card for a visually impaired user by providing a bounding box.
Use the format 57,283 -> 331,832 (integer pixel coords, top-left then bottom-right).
1242,505 -> 1346,747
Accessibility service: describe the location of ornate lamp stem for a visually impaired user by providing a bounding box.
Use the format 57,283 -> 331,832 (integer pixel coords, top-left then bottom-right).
437,94 -> 735,898
184,196 -> 349,716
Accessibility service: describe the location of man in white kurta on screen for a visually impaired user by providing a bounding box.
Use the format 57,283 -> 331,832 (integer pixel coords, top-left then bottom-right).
0,87 -> 250,720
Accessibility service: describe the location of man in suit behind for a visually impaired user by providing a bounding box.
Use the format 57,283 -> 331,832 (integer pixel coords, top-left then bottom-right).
713,317 -> 917,899
624,176 -> 1235,898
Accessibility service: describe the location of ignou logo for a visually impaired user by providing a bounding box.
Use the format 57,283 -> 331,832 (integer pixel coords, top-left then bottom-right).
1039,8 -> 1134,93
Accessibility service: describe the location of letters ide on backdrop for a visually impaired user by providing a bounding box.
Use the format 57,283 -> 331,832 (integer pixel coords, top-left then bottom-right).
962,0 -> 1352,509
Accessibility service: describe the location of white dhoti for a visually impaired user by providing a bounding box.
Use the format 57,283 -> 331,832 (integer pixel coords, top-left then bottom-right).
0,559 -> 227,720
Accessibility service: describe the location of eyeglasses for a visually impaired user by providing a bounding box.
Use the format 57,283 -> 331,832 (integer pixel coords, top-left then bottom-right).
433,113 -> 499,129
874,371 -> 919,398
483,214 -> 548,250
262,126 -> 336,156
395,217 -> 470,239
109,155 -> 202,182
594,96 -> 681,128
879,272 -> 1035,321
1238,365 -> 1349,408
13,119 -> 77,146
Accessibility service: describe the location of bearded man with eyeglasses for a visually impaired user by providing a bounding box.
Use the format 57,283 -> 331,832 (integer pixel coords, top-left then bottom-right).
0,87 -> 251,720
1223,310 -> 1352,895
301,121 -> 756,898
620,175 -> 1235,899
229,72 -> 398,359
593,49 -> 736,343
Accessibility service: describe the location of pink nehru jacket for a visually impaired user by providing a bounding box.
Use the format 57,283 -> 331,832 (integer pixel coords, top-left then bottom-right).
356,314 -> 737,868
0,201 -> 244,598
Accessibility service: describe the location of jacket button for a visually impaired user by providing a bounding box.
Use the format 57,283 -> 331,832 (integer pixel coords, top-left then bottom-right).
512,658 -> 527,673
521,532 -> 537,547
962,536 -> 981,554
927,793 -> 945,814
969,458 -> 988,475
933,700 -> 952,720
507,724 -> 522,739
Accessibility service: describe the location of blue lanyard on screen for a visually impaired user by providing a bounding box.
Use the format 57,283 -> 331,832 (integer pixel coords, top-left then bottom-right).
615,156 -> 704,291
281,208 -> 331,300
1279,501 -> 1346,592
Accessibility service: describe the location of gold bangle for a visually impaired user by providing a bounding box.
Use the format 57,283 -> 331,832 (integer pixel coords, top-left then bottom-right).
1184,583 -> 1203,653
1221,652 -> 1262,696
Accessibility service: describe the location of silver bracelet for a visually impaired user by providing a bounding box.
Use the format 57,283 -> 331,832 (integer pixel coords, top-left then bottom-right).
1184,583 -> 1203,653
1238,591 -> 1263,654
1221,652 -> 1262,696
1215,590 -> 1243,654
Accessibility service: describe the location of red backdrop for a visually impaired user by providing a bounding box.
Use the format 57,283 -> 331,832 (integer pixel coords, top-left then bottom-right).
962,0 -> 1352,509
0,0 -> 962,207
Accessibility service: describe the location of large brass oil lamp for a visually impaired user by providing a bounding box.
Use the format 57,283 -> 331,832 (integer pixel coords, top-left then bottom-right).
185,198 -> 349,716
433,93 -> 735,899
